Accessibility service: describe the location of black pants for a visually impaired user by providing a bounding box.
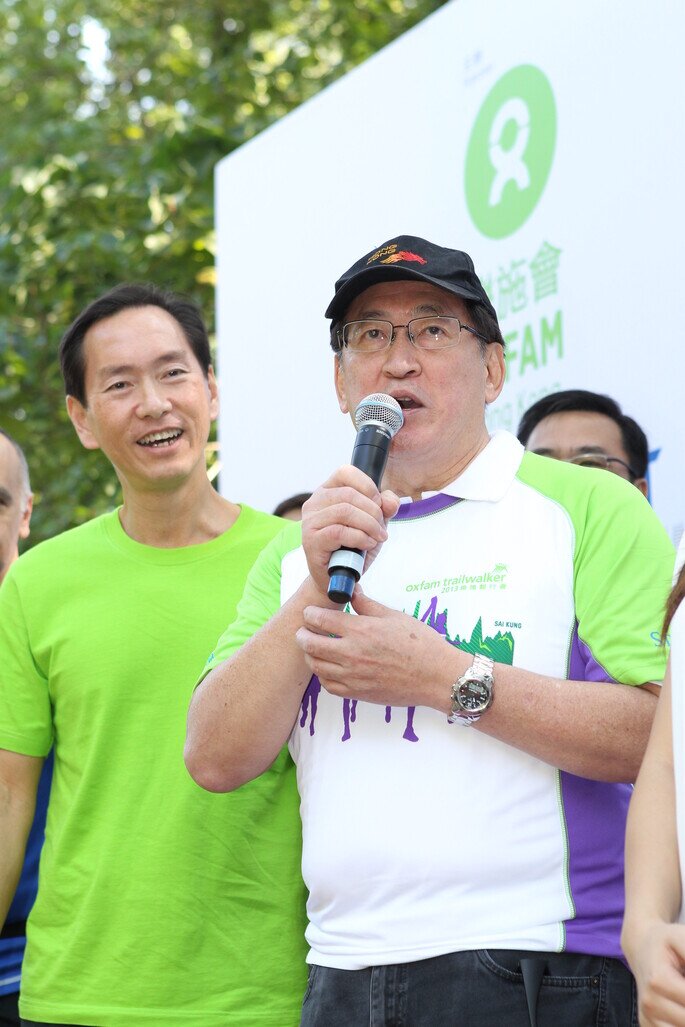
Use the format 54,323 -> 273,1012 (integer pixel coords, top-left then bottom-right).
300,949 -> 638,1027
21,1020 -> 90,1027
21,1022 -> 90,1027
0,992 -> 19,1027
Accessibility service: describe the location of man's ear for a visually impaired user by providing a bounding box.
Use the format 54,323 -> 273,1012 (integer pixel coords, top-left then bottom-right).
484,343 -> 506,406
334,354 -> 349,414
634,477 -> 649,500
66,395 -> 100,451
207,366 -> 219,421
19,494 -> 33,540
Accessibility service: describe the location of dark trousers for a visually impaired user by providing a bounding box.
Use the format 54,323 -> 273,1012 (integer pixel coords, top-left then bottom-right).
21,1020 -> 89,1027
0,992 -> 19,1027
21,1022 -> 89,1027
300,949 -> 638,1027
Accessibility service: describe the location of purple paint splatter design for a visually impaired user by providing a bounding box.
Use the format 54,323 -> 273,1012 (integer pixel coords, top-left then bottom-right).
342,698 -> 358,741
298,593 -> 515,743
300,675 -> 321,735
403,707 -> 418,742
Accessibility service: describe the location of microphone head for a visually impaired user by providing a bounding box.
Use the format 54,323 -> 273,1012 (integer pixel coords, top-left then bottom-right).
354,393 -> 404,437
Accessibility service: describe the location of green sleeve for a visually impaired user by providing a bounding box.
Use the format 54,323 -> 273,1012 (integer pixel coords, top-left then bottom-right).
199,520 -> 303,681
574,478 -> 672,684
0,569 -> 53,756
518,453 -> 673,685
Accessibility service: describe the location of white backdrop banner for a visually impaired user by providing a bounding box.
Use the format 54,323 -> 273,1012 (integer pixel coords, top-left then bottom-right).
215,0 -> 683,542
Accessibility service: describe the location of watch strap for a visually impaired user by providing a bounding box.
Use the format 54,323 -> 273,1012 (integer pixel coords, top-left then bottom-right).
448,653 -> 495,726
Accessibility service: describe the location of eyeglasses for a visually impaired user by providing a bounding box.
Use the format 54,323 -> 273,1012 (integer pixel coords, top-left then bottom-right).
566,452 -> 639,479
338,316 -> 488,354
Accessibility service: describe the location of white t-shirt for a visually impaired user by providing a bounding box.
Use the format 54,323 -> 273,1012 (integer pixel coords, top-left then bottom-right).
208,431 -> 673,969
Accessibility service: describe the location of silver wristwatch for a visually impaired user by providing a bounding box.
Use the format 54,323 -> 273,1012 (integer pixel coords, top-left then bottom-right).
448,653 -> 495,726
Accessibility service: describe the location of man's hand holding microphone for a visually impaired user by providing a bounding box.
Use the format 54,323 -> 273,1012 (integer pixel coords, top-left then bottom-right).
296,394 -> 462,714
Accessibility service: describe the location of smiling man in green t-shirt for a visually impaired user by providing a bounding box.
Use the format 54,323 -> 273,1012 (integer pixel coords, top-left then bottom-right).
0,285 -> 307,1027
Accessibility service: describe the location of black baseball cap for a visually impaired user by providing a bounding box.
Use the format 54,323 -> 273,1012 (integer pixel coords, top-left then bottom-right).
325,234 -> 497,322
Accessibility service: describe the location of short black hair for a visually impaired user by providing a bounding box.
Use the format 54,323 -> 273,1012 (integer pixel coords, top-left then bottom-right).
329,298 -> 505,355
517,389 -> 648,479
59,283 -> 211,406
272,492 -> 312,518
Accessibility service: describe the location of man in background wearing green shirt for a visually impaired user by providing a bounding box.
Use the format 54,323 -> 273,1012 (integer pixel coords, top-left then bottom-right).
0,284 -> 307,1027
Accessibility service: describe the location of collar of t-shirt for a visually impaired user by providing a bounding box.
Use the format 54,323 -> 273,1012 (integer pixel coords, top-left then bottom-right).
396,430 -> 524,507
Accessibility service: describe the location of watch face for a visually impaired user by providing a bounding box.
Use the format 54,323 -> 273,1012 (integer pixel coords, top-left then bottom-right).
458,678 -> 491,713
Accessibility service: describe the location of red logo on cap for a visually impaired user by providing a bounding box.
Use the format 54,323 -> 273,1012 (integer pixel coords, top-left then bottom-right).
380,250 -> 427,266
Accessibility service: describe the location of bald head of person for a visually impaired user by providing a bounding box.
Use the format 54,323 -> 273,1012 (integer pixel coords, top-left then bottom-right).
0,430 -> 33,583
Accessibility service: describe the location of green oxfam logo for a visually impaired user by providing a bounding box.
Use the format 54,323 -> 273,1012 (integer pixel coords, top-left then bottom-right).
465,65 -> 557,239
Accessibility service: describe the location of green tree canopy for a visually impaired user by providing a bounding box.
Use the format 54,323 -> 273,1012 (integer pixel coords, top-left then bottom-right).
0,0 -> 446,544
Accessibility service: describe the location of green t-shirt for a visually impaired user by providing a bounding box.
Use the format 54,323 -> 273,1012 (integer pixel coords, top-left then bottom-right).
0,507 -> 307,1026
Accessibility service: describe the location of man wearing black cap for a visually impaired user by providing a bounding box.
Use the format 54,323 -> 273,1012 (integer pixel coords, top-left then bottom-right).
187,236 -> 673,1025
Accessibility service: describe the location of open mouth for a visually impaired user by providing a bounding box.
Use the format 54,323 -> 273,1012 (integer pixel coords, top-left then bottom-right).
395,396 -> 421,412
137,429 -> 183,448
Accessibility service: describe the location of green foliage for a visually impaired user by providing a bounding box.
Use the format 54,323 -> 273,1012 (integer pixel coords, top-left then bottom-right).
0,0 -> 446,545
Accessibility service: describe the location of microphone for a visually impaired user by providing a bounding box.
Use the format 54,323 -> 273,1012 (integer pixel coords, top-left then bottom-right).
327,393 -> 404,604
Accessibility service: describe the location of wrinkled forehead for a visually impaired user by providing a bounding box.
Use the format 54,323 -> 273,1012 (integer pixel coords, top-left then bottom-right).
344,280 -> 471,322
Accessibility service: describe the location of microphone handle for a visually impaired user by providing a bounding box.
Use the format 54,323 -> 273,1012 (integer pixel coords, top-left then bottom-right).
350,424 -> 393,484
327,425 -> 392,604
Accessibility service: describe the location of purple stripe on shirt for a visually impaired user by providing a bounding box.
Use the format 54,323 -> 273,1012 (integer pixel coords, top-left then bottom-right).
392,494 -> 460,521
568,623 -> 616,683
560,773 -> 630,958
561,622 -> 630,959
